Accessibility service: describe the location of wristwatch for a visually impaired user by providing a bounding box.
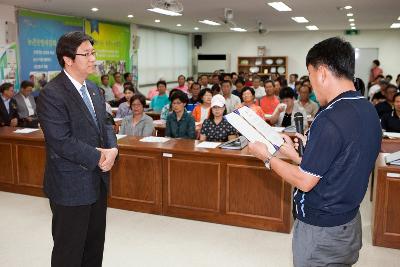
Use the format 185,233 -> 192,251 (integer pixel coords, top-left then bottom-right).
264,155 -> 273,170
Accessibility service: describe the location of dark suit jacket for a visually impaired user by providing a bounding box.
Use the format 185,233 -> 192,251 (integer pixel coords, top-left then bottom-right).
13,92 -> 37,119
0,97 -> 19,126
37,71 -> 117,206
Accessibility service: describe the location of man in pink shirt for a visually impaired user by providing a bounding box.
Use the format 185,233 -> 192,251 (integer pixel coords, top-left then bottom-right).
174,74 -> 188,93
369,59 -> 383,83
112,72 -> 124,100
259,80 -> 279,114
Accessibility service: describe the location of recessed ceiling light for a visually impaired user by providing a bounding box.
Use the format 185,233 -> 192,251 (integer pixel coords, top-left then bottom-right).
347,13 -> 354,17
268,2 -> 292,12
230,27 -> 247,32
147,8 -> 182,16
199,20 -> 221,26
127,14 -> 134,18
306,25 -> 319,31
91,7 -> 99,12
351,26 -> 356,30
155,19 -> 161,23
194,27 -> 199,30
344,6 -> 352,10
176,24 -> 182,27
390,23 -> 400,29
350,23 -> 355,26
349,18 -> 355,22
291,17 -> 309,23
398,16 -> 400,20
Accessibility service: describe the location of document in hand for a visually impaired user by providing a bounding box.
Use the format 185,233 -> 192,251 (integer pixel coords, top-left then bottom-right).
225,106 -> 284,155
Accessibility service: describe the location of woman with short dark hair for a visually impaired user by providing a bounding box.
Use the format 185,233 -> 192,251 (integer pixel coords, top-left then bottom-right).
165,91 -> 195,139
119,94 -> 154,136
240,87 -> 265,120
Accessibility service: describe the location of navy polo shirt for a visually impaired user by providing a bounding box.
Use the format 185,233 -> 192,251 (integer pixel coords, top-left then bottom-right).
293,90 -> 381,227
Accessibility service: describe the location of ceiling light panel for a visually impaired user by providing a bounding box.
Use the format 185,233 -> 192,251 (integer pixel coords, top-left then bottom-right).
306,25 -> 319,31
267,2 -> 292,12
147,8 -> 182,16
199,20 -> 221,26
291,17 -> 309,23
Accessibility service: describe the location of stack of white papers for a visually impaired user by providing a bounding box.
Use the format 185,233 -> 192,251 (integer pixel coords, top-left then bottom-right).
140,136 -> 170,143
225,106 -> 284,154
196,141 -> 221,149
384,132 -> 400,139
114,118 -> 123,123
13,128 -> 40,134
115,134 -> 127,140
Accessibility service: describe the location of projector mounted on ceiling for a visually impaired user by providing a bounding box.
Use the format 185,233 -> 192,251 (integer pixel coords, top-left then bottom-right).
150,0 -> 183,13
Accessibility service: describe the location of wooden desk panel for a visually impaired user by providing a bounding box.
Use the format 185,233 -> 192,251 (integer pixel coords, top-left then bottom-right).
0,142 -> 13,184
15,144 -> 45,188
108,149 -> 162,215
372,154 -> 400,249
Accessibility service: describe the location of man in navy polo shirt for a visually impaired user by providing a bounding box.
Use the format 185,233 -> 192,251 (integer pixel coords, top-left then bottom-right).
249,37 -> 381,266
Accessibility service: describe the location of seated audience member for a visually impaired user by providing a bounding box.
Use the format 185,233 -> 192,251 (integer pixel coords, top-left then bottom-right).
231,72 -> 238,85
240,87 -> 265,120
211,84 -> 221,96
0,83 -> 18,127
371,79 -> 389,105
150,80 -> 169,112
199,74 -> 209,89
232,79 -> 245,100
296,85 -> 319,118
99,74 -> 114,102
375,84 -> 398,118
273,79 -> 282,96
124,72 -> 133,83
161,89 -> 180,120
301,79 -> 318,104
354,77 -> 366,96
368,75 -> 384,98
396,74 -> 400,88
252,76 -> 266,100
174,75 -> 188,93
270,87 -> 307,127
192,88 -> 212,123
14,80 -> 38,128
120,94 -> 154,136
99,88 -> 113,115
288,73 -> 298,91
165,90 -> 195,139
112,72 -> 124,100
186,76 -> 194,93
222,73 -> 232,82
211,74 -> 220,87
221,80 -> 241,113
259,80 -> 280,115
188,82 -> 201,105
116,85 -> 136,118
386,75 -> 393,83
381,92 -> 400,133
200,94 -> 237,142
117,82 -> 135,105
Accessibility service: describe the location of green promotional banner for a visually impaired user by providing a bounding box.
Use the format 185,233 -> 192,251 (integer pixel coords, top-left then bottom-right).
85,20 -> 130,84
0,43 -> 19,89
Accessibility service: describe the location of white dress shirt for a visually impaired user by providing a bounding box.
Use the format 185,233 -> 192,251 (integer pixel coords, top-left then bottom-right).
64,70 -> 95,110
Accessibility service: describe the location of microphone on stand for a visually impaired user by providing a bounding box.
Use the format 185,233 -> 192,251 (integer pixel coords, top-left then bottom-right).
294,112 -> 305,157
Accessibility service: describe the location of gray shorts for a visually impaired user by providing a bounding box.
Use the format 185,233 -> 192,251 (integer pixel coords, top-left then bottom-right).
292,212 -> 362,267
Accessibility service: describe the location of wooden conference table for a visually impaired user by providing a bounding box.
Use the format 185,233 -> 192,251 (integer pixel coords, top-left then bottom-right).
0,127 -> 293,233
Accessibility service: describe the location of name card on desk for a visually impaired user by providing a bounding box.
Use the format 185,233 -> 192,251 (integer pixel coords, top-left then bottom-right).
387,173 -> 400,178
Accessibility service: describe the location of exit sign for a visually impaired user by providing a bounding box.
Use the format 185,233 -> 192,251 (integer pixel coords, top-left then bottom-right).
345,29 -> 360,35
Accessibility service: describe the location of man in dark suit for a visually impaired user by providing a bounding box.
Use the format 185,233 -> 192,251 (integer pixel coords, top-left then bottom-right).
0,82 -> 19,127
37,31 -> 118,267
13,80 -> 39,128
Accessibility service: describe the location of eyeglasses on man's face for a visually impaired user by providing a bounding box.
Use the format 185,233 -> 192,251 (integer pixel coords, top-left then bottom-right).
75,51 -> 96,58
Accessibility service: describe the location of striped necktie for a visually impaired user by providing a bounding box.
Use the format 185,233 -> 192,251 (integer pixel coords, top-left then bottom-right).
80,85 -> 98,127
